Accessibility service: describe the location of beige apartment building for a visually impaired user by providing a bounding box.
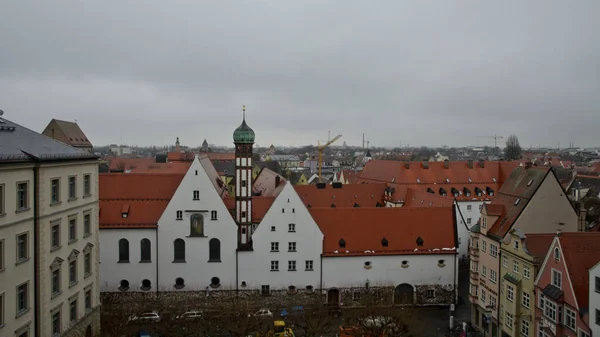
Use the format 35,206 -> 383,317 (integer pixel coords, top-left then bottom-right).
0,115 -> 100,337
469,164 -> 579,337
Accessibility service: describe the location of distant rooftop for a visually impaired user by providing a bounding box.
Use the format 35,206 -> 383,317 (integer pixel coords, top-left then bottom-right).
0,116 -> 97,163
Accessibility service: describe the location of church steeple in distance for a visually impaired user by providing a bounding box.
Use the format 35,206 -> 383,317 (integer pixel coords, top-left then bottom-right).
233,105 -> 255,250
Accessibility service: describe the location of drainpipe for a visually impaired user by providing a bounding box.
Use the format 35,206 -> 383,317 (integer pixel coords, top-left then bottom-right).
155,227 -> 159,294
33,163 -> 41,337
319,253 -> 323,291
235,249 -> 239,295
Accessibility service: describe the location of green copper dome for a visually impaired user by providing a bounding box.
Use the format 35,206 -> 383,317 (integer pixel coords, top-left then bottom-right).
233,119 -> 255,144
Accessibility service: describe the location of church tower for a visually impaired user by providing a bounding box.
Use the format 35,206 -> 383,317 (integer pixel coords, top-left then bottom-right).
233,105 -> 255,250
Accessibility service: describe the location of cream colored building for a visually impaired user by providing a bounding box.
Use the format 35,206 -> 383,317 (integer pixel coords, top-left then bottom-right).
469,165 -> 580,337
0,115 -> 100,337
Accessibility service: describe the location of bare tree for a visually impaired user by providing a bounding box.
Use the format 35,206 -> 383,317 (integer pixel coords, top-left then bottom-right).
504,134 -> 522,160
282,292 -> 337,337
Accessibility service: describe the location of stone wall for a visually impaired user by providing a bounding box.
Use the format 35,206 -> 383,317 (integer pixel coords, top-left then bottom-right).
62,306 -> 101,337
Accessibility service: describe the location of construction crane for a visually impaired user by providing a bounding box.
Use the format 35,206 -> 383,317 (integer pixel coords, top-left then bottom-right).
317,134 -> 342,183
477,135 -> 504,148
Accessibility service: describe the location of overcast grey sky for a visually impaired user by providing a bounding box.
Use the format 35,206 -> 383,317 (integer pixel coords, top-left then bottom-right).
1,1 -> 599,149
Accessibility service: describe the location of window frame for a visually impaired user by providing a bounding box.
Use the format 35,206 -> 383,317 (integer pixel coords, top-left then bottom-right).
16,281 -> 29,316
0,291 -> 4,327
490,244 -> 498,257
305,260 -> 314,271
288,242 -> 297,252
52,308 -> 62,335
506,284 -> 514,302
83,174 -> 91,196
51,178 -> 61,204
69,297 -> 78,322
565,307 -> 577,331
523,265 -> 531,279
211,210 -> 218,220
522,291 -> 530,309
118,238 -> 130,263
551,269 -> 562,289
193,190 -> 200,200
140,238 -> 151,262
173,238 -> 186,262
543,298 -> 557,322
51,222 -> 61,250
83,212 -> 91,237
513,261 -> 519,274
68,259 -> 78,286
68,217 -> 77,243
85,288 -> 92,311
505,311 -> 513,329
288,260 -> 297,271
270,242 -> 279,252
502,255 -> 508,267
489,269 -> 497,283
288,223 -> 296,232
51,267 -> 61,297
520,319 -> 529,336
68,175 -> 77,200
84,251 -> 92,276
208,238 -> 221,262
270,260 -> 279,271
16,181 -> 29,210
16,232 -> 29,263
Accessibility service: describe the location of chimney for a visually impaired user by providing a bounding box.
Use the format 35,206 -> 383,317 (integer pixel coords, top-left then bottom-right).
578,202 -> 587,232
275,176 -> 281,187
443,159 -> 450,169
467,160 -> 473,169
422,161 -> 429,169
404,162 -> 410,169
478,159 -> 485,168
524,161 -> 532,169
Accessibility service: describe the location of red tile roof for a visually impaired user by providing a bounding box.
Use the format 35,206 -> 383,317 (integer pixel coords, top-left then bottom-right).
484,204 -> 505,216
340,170 -> 361,184
99,173 -> 184,229
224,196 -> 276,222
557,233 -> 600,309
487,166 -> 552,238
522,233 -> 555,263
294,183 -> 387,208
167,152 -> 235,162
310,207 -> 456,256
402,188 -> 452,207
100,173 -> 184,200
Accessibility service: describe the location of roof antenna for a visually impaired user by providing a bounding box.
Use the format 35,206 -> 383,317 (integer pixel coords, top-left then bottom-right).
243,105 -> 246,121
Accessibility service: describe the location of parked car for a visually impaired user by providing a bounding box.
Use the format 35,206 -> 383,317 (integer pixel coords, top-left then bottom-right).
177,310 -> 203,320
128,311 -> 161,324
250,309 -> 273,318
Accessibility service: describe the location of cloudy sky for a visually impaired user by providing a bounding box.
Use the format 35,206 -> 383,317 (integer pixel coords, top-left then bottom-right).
1,1 -> 599,149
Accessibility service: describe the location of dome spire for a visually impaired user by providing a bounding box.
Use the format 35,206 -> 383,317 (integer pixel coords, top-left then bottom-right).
243,104 -> 246,121
233,104 -> 255,144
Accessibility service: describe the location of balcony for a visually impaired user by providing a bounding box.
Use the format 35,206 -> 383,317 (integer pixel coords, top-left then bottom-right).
468,292 -> 479,303
469,271 -> 479,285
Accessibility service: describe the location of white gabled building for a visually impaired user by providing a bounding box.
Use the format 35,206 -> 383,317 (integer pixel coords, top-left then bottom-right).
156,157 -> 237,291
238,183 -> 323,293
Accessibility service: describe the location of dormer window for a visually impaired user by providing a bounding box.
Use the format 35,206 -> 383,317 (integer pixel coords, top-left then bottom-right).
486,187 -> 494,196
427,188 -> 435,194
463,188 -> 471,197
513,240 -> 519,250
381,238 -> 389,247
439,188 -> 447,196
416,237 -> 424,246
193,190 -> 200,200
475,187 -> 483,197
353,203 -> 360,208
339,238 -> 346,248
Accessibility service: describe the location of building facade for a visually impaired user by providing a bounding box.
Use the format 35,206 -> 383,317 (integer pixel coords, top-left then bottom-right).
469,165 -> 580,337
0,116 -> 100,337
589,262 -> 600,337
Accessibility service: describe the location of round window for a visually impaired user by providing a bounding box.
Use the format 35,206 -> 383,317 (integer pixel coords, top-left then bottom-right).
438,259 -> 445,265
306,285 -> 314,291
241,281 -> 247,288
118,280 -> 130,291
210,277 -> 221,288
364,261 -> 372,267
174,277 -> 185,289
141,279 -> 152,291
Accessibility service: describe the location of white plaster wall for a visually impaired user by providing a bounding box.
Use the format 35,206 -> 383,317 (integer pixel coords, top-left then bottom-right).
0,165 -> 36,336
589,263 -> 600,337
322,254 -> 456,289
99,228 -> 157,292
157,158 -> 238,291
456,200 -> 487,258
37,162 -> 101,336
238,183 -> 323,290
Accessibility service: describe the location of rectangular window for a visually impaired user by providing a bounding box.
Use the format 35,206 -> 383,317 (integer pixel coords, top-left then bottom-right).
489,269 -> 497,283
69,218 -> 77,242
17,182 -> 28,210
505,311 -> 513,329
353,291 -> 361,300
270,226 -> 275,232
51,224 -> 60,249
513,261 -> 519,274
467,218 -> 472,224
84,252 -> 91,276
70,298 -> 77,322
482,241 -> 487,252
261,285 -> 270,295
288,223 -> 296,232
480,289 -> 486,303
16,282 -> 28,314
68,176 -> 77,199
85,289 -> 92,310
0,239 -> 5,271
193,190 -> 199,200
288,242 -> 297,252
565,308 -> 576,331
270,242 -> 279,252
490,244 -> 498,257
552,269 -> 562,288
288,260 -> 296,271
176,210 -> 183,220
523,265 -> 531,279
241,180 -> 247,187
84,214 -> 91,236
427,289 -> 435,298
270,261 -> 279,271
596,309 -> 600,325
489,295 -> 496,309
52,268 -> 61,295
211,210 -> 217,220
596,276 -> 600,292
0,292 -> 4,326
467,205 -> 472,211
521,319 -> 529,336
17,232 -> 28,262
52,310 -> 61,335
305,260 -> 314,271
51,178 -> 60,203
502,256 -> 508,267
69,260 -> 77,285
580,331 -> 590,337
514,240 -> 519,250
544,298 -> 556,321
0,184 -> 4,214
84,174 -> 91,196
522,292 -> 530,308
506,285 -> 514,301
482,265 -> 487,277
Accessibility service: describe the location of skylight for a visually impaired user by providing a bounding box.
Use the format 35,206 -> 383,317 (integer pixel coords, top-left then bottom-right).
514,198 -> 521,206
416,178 -> 421,183
527,180 -> 533,187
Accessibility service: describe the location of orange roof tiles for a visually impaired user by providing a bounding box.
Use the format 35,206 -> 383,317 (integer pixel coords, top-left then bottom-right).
556,233 -> 600,309
484,204 -> 505,216
107,157 -> 191,173
294,183 -> 387,208
403,188 -> 451,207
522,233 -> 555,262
100,200 -> 169,229
100,173 -> 184,200
310,207 -> 456,256
224,196 -> 276,222
167,152 -> 235,162
340,170 -> 361,184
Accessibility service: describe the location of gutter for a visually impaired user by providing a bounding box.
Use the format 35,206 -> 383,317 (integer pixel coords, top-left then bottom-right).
33,162 -> 41,337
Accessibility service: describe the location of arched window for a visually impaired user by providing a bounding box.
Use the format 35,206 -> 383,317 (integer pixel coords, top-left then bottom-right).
209,238 -> 221,262
140,239 -> 151,262
190,213 -> 204,237
118,239 -> 129,262
174,239 -> 186,262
